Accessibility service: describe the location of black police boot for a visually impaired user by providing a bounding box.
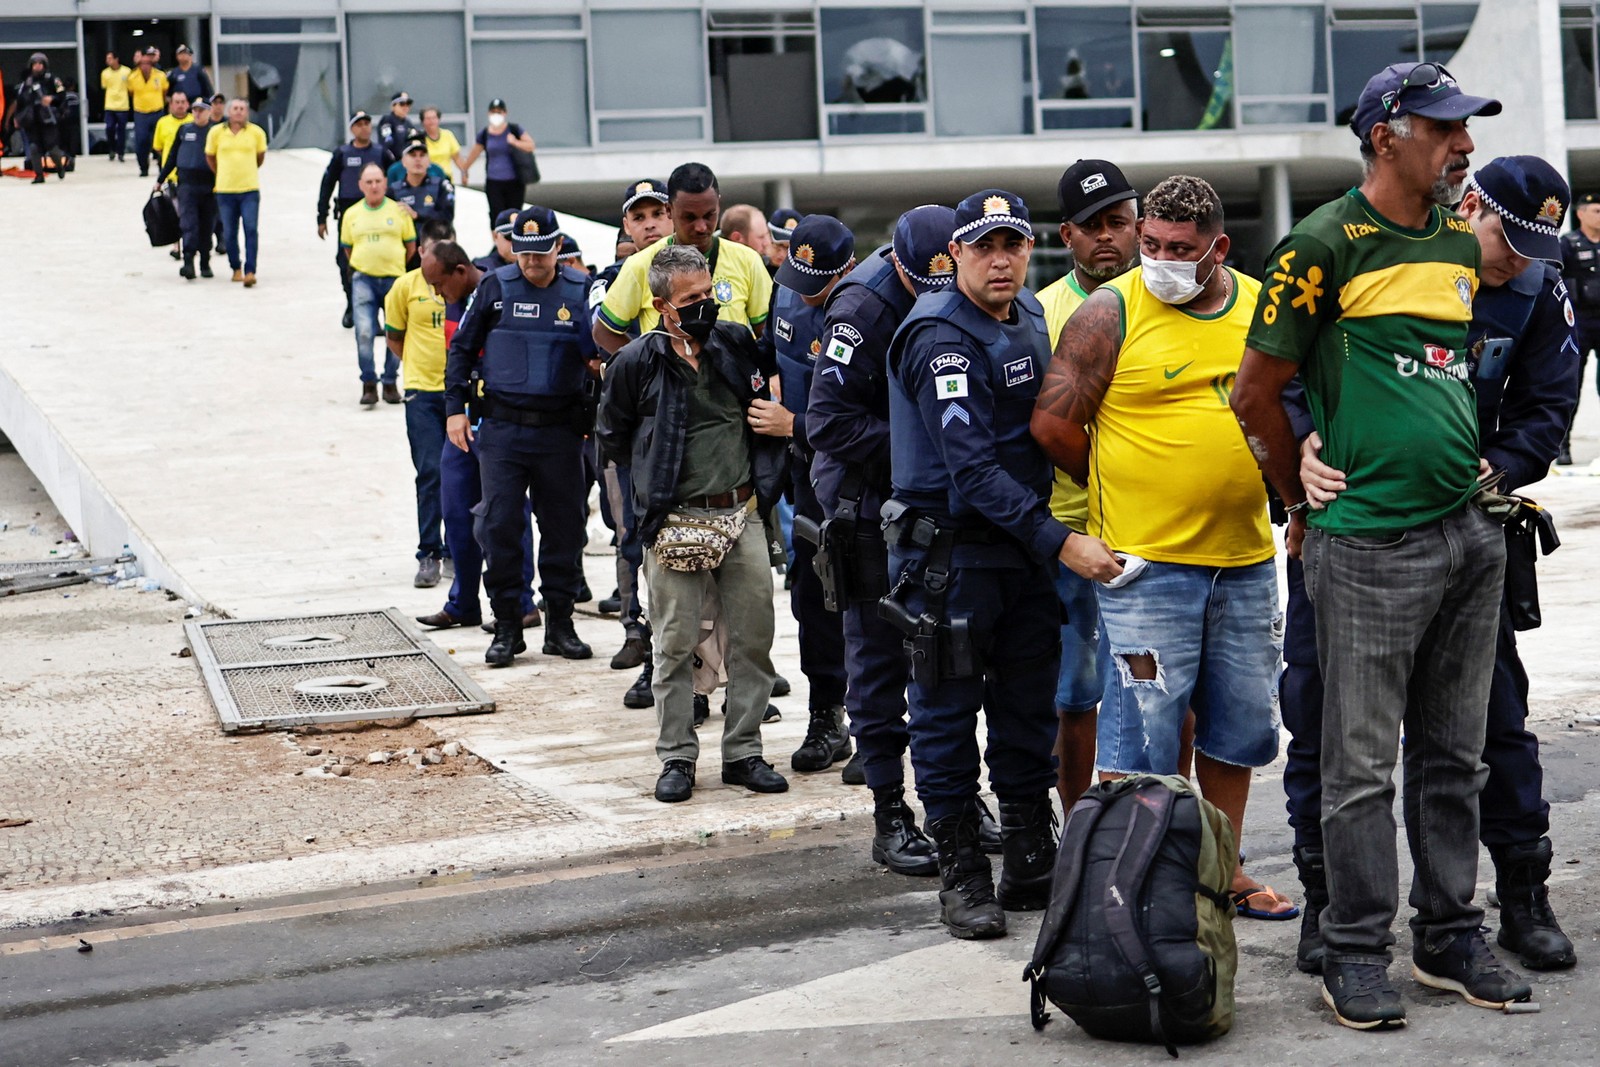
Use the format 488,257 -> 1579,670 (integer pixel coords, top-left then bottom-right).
484,619 -> 525,668
791,705 -> 851,772
871,786 -> 939,877
1491,836 -> 1576,970
541,602 -> 593,660
840,749 -> 867,786
927,806 -> 1007,940
693,693 -> 709,728
623,661 -> 654,709
995,794 -> 1058,911
180,256 -> 195,281
1294,844 -> 1330,975
199,258 -> 213,278
975,796 -> 1002,855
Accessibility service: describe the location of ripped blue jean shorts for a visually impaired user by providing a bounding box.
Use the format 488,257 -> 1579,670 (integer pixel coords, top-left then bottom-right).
1093,558 -> 1281,774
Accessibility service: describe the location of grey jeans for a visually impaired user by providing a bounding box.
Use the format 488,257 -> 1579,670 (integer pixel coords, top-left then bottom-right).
1303,503 -> 1505,964
643,505 -> 776,766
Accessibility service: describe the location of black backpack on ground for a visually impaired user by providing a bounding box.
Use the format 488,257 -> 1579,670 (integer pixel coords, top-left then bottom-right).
1025,774 -> 1238,1057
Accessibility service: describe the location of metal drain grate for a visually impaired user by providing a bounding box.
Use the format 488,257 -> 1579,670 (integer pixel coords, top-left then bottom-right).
186,609 -> 494,732
0,555 -> 133,580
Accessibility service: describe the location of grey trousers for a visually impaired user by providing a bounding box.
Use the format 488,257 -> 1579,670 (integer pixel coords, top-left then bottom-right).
1303,503 -> 1505,965
644,506 -> 776,765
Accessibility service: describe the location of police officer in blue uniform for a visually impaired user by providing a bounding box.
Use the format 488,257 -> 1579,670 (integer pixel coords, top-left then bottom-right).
376,91 -> 422,161
805,205 -> 959,876
156,96 -> 216,280
886,190 -> 1093,939
475,209 -> 518,274
317,112 -> 395,328
389,137 -> 456,232
758,215 -> 855,777
1282,156 -> 1582,974
446,206 -> 599,667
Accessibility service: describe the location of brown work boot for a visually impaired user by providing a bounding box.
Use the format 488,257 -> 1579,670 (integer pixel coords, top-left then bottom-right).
231,269 -> 243,282
360,383 -> 378,407
242,273 -> 257,288
382,382 -> 402,404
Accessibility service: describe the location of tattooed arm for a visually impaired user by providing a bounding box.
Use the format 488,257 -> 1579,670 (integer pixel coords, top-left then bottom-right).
1030,288 -> 1123,486
1231,348 -> 1308,554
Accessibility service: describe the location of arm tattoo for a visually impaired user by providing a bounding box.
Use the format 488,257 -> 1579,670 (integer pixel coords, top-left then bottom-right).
1037,289 -> 1122,427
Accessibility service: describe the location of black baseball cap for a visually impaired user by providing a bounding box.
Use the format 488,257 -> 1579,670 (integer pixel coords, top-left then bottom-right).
511,206 -> 561,254
176,44 -> 193,56
1058,159 -> 1137,226
403,137 -> 428,156
892,205 -> 958,295
621,178 -> 668,214
348,110 -> 372,128
487,97 -> 508,111
1470,156 -> 1570,264
952,189 -> 1033,243
775,215 -> 855,298
1350,62 -> 1500,140
492,208 -> 518,235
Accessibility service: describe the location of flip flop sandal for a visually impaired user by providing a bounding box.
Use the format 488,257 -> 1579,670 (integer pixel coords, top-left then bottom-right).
1234,884 -> 1302,921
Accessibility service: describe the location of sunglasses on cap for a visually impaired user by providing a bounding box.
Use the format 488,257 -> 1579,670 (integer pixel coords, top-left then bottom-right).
1381,62 -> 1452,114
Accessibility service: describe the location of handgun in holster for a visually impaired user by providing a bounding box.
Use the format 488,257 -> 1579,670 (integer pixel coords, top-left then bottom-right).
876,499 -> 976,685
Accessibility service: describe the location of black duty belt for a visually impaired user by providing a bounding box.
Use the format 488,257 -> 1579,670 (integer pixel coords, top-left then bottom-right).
479,393 -> 581,429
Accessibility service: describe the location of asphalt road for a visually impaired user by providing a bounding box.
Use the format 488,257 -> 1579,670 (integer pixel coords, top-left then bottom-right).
7,729 -> 1600,1067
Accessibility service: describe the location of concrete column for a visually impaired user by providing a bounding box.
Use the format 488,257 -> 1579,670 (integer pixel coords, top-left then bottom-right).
1448,0 -> 1567,175
765,177 -> 795,214
1260,162 -> 1292,245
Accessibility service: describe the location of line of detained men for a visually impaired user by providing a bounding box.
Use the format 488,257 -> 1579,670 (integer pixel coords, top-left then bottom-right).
432,59 -> 1577,1034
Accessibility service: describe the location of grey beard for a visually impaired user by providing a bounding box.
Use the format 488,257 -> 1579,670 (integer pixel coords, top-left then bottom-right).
1431,174 -> 1466,207
1077,253 -> 1137,282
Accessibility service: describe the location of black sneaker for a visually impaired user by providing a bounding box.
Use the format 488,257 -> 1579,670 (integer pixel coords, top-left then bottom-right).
655,759 -> 695,803
598,588 -> 622,614
199,261 -> 214,278
623,662 -> 654,708
1413,928 -> 1533,1009
772,674 -> 792,698
1322,960 -> 1406,1030
693,693 -> 710,728
762,703 -> 781,723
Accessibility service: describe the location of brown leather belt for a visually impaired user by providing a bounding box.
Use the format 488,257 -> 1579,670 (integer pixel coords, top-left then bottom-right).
677,484 -> 753,510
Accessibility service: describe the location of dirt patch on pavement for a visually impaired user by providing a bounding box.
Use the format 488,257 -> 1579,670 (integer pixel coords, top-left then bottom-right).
287,719 -> 495,780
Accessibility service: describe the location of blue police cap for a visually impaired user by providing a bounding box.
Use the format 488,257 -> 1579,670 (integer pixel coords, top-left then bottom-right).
775,215 -> 854,298
1350,62 -> 1500,141
493,208 -> 518,235
952,189 -> 1033,244
558,236 -> 583,261
892,205 -> 957,295
510,206 -> 561,254
621,178 -> 668,214
1469,156 -> 1570,264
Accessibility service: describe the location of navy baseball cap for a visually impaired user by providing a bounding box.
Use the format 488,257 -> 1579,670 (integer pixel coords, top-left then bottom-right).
487,97 -> 508,111
1469,156 -> 1571,264
391,91 -> 413,106
403,137 -> 428,155
1350,62 -> 1501,140
510,206 -> 561,253
770,208 -> 803,229
775,215 -> 855,298
493,208 -> 518,235
1058,159 -> 1137,226
892,205 -> 958,295
953,189 -> 1033,243
558,237 -> 583,262
348,110 -> 372,128
621,178 -> 668,214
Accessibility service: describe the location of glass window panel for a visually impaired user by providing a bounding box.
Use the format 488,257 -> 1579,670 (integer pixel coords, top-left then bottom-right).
0,20 -> 76,44
219,19 -> 337,36
1236,7 -> 1326,98
591,10 -> 705,111
473,16 -> 584,34
1139,30 -> 1234,131
1421,4 -> 1480,63
1563,25 -> 1599,121
931,33 -> 1030,136
470,40 -> 588,147
347,13 -> 467,116
1331,23 -> 1419,127
711,34 -> 818,142
597,115 -> 703,143
827,110 -> 926,135
217,41 -> 343,149
931,11 -> 1026,28
1035,7 -> 1134,102
1041,105 -> 1134,130
1242,100 -> 1328,124
820,8 -> 926,104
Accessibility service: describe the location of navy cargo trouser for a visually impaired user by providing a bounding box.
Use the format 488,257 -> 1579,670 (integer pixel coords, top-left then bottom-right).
474,417 -> 586,622
832,485 -> 909,790
790,453 -> 847,711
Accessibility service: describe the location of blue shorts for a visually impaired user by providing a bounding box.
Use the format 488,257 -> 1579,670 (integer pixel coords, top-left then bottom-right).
1053,562 -> 1103,713
1094,559 -> 1281,773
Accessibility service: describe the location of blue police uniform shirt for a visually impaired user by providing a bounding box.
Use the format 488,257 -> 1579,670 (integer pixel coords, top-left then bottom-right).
807,245 -> 915,513
771,286 -> 826,463
388,173 -> 455,225
887,285 -> 1070,566
166,65 -> 212,106
1470,261 -> 1581,491
335,142 -> 390,202
447,263 -> 596,415
170,120 -> 211,172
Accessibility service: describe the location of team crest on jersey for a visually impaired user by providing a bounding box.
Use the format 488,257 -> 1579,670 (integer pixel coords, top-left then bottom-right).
1455,275 -> 1473,307
714,280 -> 733,303
1424,344 -> 1455,368
556,304 -> 571,322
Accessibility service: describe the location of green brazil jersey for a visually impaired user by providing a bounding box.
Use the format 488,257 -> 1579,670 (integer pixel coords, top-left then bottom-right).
1245,189 -> 1482,536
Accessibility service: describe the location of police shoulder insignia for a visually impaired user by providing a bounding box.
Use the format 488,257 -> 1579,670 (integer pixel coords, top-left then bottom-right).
982,195 -> 1010,216
557,304 -> 572,322
930,352 -> 970,374
934,372 -> 969,399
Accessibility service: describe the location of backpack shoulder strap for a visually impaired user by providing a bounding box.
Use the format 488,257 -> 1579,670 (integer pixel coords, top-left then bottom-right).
1103,781 -> 1181,1058
1025,793 -> 1109,1030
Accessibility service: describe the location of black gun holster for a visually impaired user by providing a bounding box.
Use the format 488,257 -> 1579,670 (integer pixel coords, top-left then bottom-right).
1504,499 -> 1560,632
876,499 -> 977,687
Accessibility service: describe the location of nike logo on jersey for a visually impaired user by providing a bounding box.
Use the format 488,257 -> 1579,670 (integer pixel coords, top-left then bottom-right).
1163,361 -> 1193,379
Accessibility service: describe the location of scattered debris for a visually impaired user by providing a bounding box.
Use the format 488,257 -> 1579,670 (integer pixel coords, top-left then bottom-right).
366,751 -> 391,764
0,818 -> 32,829
76,939 -> 92,954
172,647 -> 193,658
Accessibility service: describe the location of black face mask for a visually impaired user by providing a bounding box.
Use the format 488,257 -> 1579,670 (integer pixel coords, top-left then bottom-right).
671,297 -> 719,343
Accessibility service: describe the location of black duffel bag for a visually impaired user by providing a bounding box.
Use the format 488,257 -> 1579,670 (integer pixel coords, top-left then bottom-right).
143,187 -> 180,247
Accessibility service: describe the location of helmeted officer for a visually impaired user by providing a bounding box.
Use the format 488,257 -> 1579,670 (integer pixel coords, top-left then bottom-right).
389,137 -> 456,230
317,111 -> 395,327
445,206 -> 598,667
760,215 -> 855,777
1282,156 -> 1582,974
806,204 -> 957,877
885,190 -> 1085,939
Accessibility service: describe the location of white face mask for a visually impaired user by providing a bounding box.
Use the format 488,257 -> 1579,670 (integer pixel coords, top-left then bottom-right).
1140,236 -> 1220,305
488,113 -> 507,131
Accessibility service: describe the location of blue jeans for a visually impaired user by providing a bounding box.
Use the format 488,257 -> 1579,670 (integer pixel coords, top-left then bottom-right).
1095,559 -> 1281,774
1053,563 -> 1104,713
104,109 -> 128,158
351,273 -> 398,384
215,190 -> 260,273
132,109 -> 160,173
404,390 -> 446,559
439,433 -> 533,623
